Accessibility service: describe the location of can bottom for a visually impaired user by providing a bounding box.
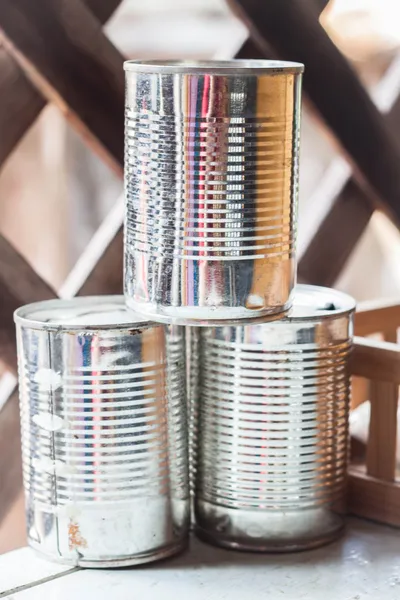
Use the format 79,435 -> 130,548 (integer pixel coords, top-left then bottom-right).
195,523 -> 344,553
125,297 -> 291,326
194,500 -> 345,553
28,538 -> 188,569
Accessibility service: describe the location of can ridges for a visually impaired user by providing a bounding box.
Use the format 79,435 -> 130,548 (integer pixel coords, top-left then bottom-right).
17,300 -> 189,565
124,67 -> 301,320
193,285 -> 353,549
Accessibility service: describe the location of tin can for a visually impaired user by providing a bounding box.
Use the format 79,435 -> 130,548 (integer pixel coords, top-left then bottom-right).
124,60 -> 303,325
15,296 -> 189,567
194,285 -> 355,551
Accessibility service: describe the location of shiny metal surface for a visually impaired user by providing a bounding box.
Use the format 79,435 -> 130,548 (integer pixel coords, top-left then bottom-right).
124,60 -> 303,325
195,285 -> 356,551
15,296 -> 189,567
185,327 -> 200,526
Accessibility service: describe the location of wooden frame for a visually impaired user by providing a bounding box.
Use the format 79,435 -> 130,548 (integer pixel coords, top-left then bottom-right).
349,301 -> 400,527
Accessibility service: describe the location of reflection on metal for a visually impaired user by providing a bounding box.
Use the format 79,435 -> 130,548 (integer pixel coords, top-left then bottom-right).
186,326 -> 200,527
124,60 -> 303,325
195,285 -> 355,551
15,296 -> 189,567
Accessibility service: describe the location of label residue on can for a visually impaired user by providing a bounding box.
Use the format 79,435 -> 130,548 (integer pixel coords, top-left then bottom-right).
68,519 -> 87,552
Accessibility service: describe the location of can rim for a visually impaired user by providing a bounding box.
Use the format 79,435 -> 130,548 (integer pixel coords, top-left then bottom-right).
123,59 -> 304,75
287,284 -> 356,321
13,295 -> 156,331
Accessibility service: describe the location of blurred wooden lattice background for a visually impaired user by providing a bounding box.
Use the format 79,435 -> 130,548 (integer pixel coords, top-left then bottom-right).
1,0 -> 400,552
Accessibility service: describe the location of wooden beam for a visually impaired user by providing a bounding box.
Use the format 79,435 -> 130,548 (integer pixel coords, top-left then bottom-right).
0,491 -> 26,553
348,469 -> 400,527
0,0 -> 124,175
0,390 -> 23,525
60,198 -> 124,298
0,236 -> 56,373
313,0 -> 330,10
0,0 -> 122,170
367,380 -> 398,481
351,337 -> 400,384
298,181 -> 374,286
350,435 -> 366,463
299,93 -> 400,286
236,33 -> 372,288
366,330 -> 398,481
0,45 -> 45,168
0,0 -> 124,368
236,37 -> 373,288
83,0 -> 122,24
77,227 -> 123,296
229,0 -> 400,225
0,196 -> 124,374
236,40 -> 400,288
351,376 -> 369,411
232,2 -> 400,285
236,36 -> 271,60
355,298 -> 400,337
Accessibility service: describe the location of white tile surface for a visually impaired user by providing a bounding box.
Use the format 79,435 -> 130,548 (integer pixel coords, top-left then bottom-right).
0,547 -> 73,595
2,519 -> 400,599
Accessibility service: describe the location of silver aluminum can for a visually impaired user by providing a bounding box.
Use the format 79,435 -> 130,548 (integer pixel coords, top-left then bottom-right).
124,60 -> 303,325
15,296 -> 189,567
195,285 -> 355,551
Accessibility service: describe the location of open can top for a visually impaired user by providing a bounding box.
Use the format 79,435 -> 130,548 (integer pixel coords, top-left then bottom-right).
124,59 -> 304,75
287,284 -> 356,322
14,295 -> 153,331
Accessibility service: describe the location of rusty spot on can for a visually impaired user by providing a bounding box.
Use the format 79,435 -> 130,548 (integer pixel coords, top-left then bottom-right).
68,519 -> 87,551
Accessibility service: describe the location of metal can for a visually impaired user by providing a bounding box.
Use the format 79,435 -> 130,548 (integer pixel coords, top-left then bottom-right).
194,285 -> 355,551
124,60 -> 304,325
15,296 -> 189,567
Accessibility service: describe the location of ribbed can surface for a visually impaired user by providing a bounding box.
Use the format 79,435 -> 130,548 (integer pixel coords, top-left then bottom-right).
185,327 -> 200,526
195,285 -> 355,551
124,60 -> 303,325
15,297 -> 189,567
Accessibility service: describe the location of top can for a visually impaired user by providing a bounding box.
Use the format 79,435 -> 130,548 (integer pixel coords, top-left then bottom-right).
124,60 -> 304,325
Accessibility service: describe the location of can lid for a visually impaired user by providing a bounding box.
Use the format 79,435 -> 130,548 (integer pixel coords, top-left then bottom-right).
288,285 -> 356,321
14,296 -> 154,331
124,59 -> 304,75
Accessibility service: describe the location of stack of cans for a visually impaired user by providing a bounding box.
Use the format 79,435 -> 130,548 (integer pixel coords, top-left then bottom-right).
15,60 -> 355,567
